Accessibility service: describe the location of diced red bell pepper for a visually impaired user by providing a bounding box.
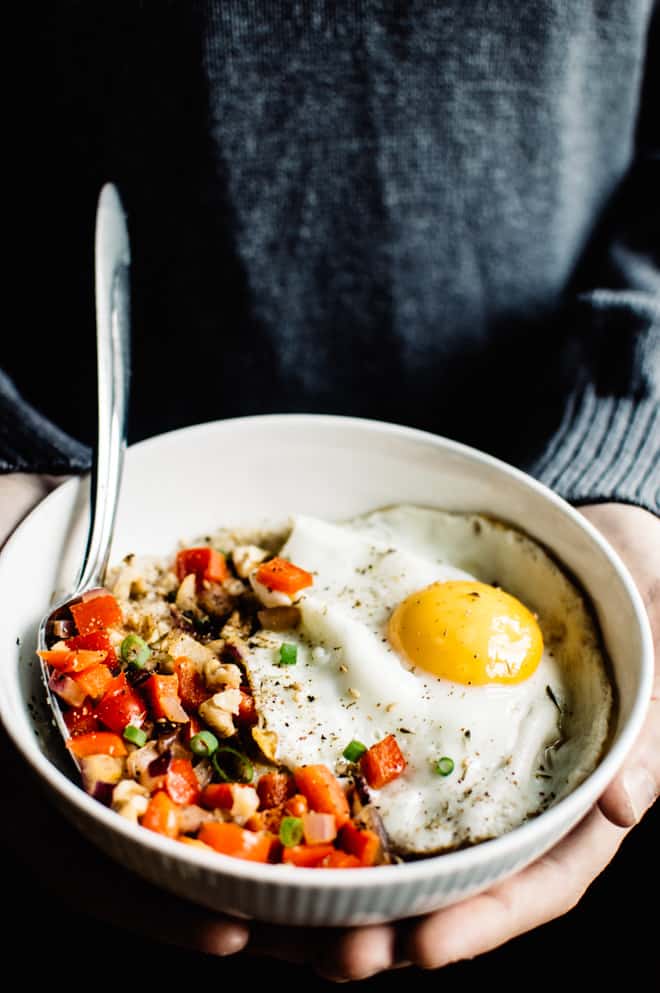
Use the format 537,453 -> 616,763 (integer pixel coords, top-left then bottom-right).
63,699 -> 101,737
281,844 -> 336,867
294,765 -> 350,826
143,674 -> 189,723
284,793 -> 308,818
319,850 -> 362,869
257,771 -> 295,810
360,735 -> 407,790
71,663 -> 114,701
200,783 -> 235,810
37,649 -> 108,673
141,790 -> 180,838
174,657 -> 210,712
339,822 -> 381,866
254,557 -> 313,596
237,689 -> 258,727
198,822 -> 273,863
165,758 -> 200,806
70,592 -> 123,635
66,731 -> 127,758
176,547 -> 229,587
95,672 -> 147,734
66,630 -> 117,666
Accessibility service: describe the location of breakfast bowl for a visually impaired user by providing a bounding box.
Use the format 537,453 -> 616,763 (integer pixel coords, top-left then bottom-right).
0,414 -> 653,925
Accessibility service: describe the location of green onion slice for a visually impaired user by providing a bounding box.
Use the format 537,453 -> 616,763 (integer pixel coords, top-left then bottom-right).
120,634 -> 152,669
342,739 -> 367,763
279,816 -> 304,847
190,730 -> 219,757
123,725 -> 147,747
212,746 -> 254,784
434,756 -> 454,777
278,642 -> 298,666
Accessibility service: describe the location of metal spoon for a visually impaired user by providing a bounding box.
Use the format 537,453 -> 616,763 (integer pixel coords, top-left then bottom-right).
37,183 -> 131,760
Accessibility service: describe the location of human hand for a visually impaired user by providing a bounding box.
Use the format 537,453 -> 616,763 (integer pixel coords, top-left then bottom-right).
248,501 -> 658,980
3,483 -> 657,976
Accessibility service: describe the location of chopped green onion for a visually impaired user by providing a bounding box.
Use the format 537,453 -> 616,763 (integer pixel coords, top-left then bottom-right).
120,633 -> 151,669
342,739 -> 367,763
434,756 -> 455,777
190,730 -> 219,757
279,816 -> 304,847
278,642 -> 298,666
123,725 -> 147,747
212,746 -> 254,784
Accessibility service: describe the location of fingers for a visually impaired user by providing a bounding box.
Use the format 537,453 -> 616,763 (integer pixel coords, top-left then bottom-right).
250,921 -> 402,981
249,924 -> 334,965
403,806 -> 627,970
118,896 -> 250,958
314,925 -> 400,982
0,473 -> 57,547
599,672 -> 660,826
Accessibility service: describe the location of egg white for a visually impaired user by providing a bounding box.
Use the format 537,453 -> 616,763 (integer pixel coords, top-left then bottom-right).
242,508 -> 613,856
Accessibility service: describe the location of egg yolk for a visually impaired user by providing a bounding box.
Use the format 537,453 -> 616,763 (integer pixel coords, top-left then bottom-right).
388,580 -> 543,685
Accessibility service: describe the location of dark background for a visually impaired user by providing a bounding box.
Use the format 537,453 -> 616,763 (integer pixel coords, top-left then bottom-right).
4,4 -> 657,981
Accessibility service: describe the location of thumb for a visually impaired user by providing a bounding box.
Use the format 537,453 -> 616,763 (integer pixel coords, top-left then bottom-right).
598,678 -> 660,827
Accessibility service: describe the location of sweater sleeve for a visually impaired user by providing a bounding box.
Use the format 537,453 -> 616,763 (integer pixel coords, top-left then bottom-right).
527,9 -> 659,516
0,369 -> 91,474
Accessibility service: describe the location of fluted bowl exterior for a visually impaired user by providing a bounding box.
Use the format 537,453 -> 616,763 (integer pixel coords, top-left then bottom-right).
0,416 -> 652,925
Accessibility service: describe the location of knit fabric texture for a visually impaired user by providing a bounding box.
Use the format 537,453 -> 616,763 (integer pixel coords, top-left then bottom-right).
3,1 -> 659,512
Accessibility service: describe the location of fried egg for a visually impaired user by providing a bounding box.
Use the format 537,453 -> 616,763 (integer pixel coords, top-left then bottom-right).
242,507 -> 613,855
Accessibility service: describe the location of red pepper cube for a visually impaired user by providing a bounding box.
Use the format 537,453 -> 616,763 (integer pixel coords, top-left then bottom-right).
66,629 -> 118,666
141,791 -> 180,838
200,783 -> 235,810
339,822 -> 381,866
143,674 -> 189,723
294,765 -> 350,826
360,735 -> 406,790
37,649 -> 107,672
320,850 -> 362,869
174,657 -> 211,712
198,822 -> 273,863
63,699 -> 101,737
95,672 -> 146,734
70,593 -> 123,635
66,731 -> 127,758
176,547 -> 229,587
254,557 -> 313,596
165,758 -> 200,806
237,688 -> 258,727
71,663 -> 114,701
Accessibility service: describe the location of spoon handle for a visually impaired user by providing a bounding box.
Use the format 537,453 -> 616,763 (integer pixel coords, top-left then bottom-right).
75,184 -> 131,594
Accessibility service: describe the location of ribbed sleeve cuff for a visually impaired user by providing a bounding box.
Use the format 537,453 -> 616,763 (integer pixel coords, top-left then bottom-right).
529,385 -> 659,515
0,370 -> 91,474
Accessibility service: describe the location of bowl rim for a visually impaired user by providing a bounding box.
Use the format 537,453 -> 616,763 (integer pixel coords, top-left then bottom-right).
0,413 -> 654,890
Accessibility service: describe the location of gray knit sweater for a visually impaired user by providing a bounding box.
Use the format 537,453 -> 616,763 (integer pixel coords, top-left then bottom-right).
3,1 -> 659,512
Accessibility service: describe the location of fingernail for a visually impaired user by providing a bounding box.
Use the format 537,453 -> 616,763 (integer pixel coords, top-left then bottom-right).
215,925 -> 250,956
623,767 -> 656,822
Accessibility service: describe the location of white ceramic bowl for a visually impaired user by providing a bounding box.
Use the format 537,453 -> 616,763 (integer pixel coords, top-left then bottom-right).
0,415 -> 653,925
